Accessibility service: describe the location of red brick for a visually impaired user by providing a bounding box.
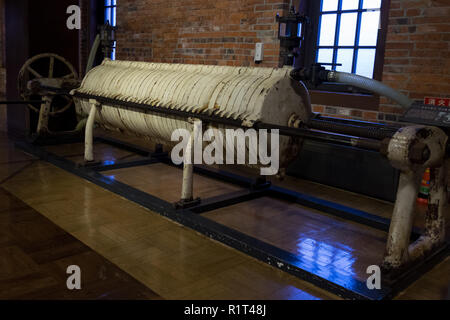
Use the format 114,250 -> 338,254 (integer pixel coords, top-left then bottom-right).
114,0 -> 288,67
362,112 -> 378,121
82,0 -> 450,125
312,105 -> 324,113
405,8 -> 422,16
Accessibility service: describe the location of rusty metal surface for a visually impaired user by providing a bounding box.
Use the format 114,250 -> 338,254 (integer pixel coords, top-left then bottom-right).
383,125 -> 448,272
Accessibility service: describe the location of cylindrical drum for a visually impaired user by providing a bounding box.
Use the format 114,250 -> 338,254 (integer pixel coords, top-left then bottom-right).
73,59 -> 312,169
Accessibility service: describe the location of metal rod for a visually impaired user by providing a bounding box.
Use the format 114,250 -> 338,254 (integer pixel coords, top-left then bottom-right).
0,100 -> 44,104
73,92 -> 245,128
73,92 -> 386,152
254,122 -> 383,151
314,115 -> 399,129
308,119 -> 397,140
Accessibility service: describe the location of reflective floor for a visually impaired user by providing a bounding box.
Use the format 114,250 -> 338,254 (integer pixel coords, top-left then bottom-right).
0,131 -> 449,300
0,187 -> 162,299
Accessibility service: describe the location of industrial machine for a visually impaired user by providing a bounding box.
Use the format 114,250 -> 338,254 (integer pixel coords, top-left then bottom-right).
6,17 -> 449,300
71,58 -> 448,274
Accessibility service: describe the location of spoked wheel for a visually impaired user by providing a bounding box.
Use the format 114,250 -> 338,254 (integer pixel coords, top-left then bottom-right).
17,53 -> 78,115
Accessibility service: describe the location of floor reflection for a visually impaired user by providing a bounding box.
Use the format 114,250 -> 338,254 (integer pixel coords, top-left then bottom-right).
295,237 -> 356,285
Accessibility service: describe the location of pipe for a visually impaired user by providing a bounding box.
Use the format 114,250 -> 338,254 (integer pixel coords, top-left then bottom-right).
85,34 -> 101,75
75,118 -> 87,132
314,115 -> 401,130
0,100 -> 44,104
181,119 -> 202,201
327,71 -> 414,109
84,99 -> 100,162
255,122 -> 384,151
309,119 -> 397,140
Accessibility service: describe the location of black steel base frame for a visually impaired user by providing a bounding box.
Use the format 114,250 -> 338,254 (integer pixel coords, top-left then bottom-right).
14,136 -> 449,300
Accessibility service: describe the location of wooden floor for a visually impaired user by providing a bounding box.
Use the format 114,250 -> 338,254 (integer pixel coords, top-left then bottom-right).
0,187 -> 162,299
0,132 -> 449,299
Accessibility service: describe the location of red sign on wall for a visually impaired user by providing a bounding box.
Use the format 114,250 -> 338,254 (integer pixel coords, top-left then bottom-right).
424,97 -> 450,107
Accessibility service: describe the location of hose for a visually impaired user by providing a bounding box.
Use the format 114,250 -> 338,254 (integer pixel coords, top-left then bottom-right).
85,34 -> 101,75
74,118 -> 87,132
327,71 -> 414,109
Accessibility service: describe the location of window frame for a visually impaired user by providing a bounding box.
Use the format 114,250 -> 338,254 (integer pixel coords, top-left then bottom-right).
304,0 -> 391,110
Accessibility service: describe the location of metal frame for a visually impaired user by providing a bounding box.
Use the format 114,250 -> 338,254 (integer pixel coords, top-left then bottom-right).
15,135 -> 449,300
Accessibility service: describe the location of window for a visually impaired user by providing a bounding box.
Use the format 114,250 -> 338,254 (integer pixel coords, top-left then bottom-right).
316,0 -> 381,78
305,0 -> 390,109
104,0 -> 117,60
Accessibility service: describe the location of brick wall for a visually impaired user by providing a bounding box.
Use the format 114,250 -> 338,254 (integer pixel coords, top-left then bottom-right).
113,0 -> 449,123
314,0 -> 450,123
0,0 -> 6,132
116,0 -> 290,67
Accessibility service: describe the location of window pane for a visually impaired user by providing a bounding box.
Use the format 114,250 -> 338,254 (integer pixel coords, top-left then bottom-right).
338,13 -> 358,46
105,7 -> 111,23
363,0 -> 381,9
317,49 -> 334,70
297,22 -> 303,37
356,49 -> 376,78
336,49 -> 354,73
322,0 -> 338,12
318,14 -> 337,46
341,0 -> 359,10
279,23 -> 289,37
105,0 -> 111,6
112,7 -> 116,26
359,11 -> 380,46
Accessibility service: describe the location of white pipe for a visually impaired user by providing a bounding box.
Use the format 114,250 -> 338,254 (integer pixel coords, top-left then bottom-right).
328,71 -> 414,109
84,99 -> 100,162
85,34 -> 101,75
181,119 -> 202,201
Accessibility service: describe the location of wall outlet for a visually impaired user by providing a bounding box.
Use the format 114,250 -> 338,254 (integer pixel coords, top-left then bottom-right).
254,43 -> 263,62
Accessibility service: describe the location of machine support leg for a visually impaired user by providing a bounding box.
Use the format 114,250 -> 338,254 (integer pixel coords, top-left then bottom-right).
84,99 -> 101,162
409,164 -> 448,261
382,126 -> 448,274
181,135 -> 194,201
382,169 -> 424,271
181,119 -> 202,201
36,96 -> 53,134
176,119 -> 202,209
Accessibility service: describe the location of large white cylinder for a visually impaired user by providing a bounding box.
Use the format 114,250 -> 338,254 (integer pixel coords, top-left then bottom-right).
73,59 -> 312,168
